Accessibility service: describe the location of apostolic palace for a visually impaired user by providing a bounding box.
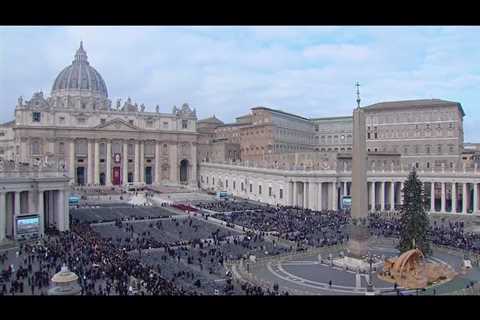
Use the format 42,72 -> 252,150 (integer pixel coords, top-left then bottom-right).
1,42 -> 480,241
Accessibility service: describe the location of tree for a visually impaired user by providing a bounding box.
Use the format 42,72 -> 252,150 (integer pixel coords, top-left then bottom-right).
398,168 -> 432,256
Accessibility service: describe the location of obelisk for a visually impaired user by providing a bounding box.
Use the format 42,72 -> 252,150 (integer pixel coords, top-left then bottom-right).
347,83 -> 369,257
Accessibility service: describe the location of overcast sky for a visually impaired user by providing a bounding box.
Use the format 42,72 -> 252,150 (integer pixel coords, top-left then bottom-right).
1,26 -> 479,141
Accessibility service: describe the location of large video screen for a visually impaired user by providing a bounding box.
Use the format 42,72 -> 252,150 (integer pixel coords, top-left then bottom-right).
16,215 -> 40,235
342,196 -> 352,209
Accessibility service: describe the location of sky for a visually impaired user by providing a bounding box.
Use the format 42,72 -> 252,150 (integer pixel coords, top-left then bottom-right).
1,26 -> 479,141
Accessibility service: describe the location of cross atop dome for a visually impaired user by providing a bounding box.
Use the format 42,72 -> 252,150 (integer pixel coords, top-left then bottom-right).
74,41 -> 88,64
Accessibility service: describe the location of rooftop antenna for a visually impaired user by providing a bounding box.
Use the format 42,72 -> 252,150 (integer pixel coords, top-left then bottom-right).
356,82 -> 361,108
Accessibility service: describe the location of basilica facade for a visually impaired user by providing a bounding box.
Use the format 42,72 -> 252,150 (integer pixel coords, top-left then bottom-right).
11,42 -> 198,188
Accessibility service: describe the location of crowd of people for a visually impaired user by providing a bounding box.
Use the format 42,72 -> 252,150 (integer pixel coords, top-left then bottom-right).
368,212 -> 480,254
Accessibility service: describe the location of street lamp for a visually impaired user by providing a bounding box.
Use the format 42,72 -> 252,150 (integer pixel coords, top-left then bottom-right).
366,252 -> 375,293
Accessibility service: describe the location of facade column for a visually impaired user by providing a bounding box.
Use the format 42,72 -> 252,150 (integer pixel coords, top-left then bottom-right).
430,182 -> 435,212
293,182 -> 298,207
38,191 -> 44,236
87,140 -> 93,185
463,183 -> 468,214
452,183 -> 457,213
318,182 -> 323,211
343,181 -> 348,197
94,141 -> 100,185
0,193 -> 6,241
169,143 -> 178,183
332,182 -> 338,211
134,141 -> 139,183
106,140 -> 112,186
389,181 -> 395,211
123,142 -> 128,185
69,140 -> 75,184
369,181 -> 375,212
441,182 -> 446,213
28,191 -> 35,213
155,142 -> 160,185
288,182 -> 294,206
139,141 -> 145,183
380,181 -> 385,211
190,142 -> 197,186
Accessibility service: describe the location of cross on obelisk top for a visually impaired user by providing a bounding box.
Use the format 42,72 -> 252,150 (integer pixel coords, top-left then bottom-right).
356,82 -> 361,108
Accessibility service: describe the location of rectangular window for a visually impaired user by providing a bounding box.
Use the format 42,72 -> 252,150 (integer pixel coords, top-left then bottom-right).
279,189 -> 283,199
129,120 -> 134,125
212,177 -> 215,185
259,185 -> 262,195
59,116 -> 65,124
226,180 -> 228,188
233,181 -> 236,190
201,176 -> 204,183
207,177 -> 209,184
58,142 -> 65,154
163,122 -> 169,129
250,184 -> 252,193
182,120 -> 188,129
78,118 -> 86,124
101,119 -> 106,124
269,187 -> 272,197
32,112 -> 41,122
146,120 -> 153,128
241,182 -> 244,191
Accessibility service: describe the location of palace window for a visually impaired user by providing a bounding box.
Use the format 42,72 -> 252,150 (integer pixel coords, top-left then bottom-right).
182,120 -> 188,129
32,112 -> 41,122
212,177 -> 215,185
258,185 -> 262,194
279,189 -> 283,199
59,116 -> 65,124
269,187 -> 272,197
31,141 -> 40,155
129,120 -> 134,125
241,182 -> 244,191
100,119 -> 106,124
250,184 -> 252,193
226,180 -> 228,188
78,118 -> 86,124
233,181 -> 236,190
58,142 -> 65,154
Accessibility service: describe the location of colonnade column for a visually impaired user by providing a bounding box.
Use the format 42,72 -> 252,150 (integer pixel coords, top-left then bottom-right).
312,182 -> 318,211
389,182 -> 395,211
293,182 -> 298,207
343,182 -> 348,197
369,181 -> 375,212
0,192 -> 6,241
474,183 -> 478,214
318,182 -> 323,211
134,142 -> 139,183
400,182 -> 405,205
94,141 -> 100,185
332,182 -> 338,211
430,182 -> 435,212
56,190 -> 65,232
38,191 -> 44,236
87,140 -> 93,185
304,182 -> 308,209
69,139 -> 75,184
463,183 -> 468,214
155,142 -> 160,185
123,142 -> 128,185
106,141 -> 112,186
380,181 -> 385,211
191,142 -> 197,186
14,191 -> 20,237
452,183 -> 457,213
441,182 -> 446,213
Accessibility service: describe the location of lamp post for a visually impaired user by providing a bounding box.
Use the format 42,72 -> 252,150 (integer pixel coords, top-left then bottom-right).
366,252 -> 374,293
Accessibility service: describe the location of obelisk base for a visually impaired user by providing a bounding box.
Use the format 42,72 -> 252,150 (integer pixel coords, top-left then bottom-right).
346,224 -> 370,258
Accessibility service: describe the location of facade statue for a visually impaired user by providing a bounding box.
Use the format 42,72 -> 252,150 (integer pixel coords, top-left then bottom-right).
156,105 -> 159,113
172,105 -> 178,114
116,99 -> 121,110
141,104 -> 145,112
17,96 -> 23,107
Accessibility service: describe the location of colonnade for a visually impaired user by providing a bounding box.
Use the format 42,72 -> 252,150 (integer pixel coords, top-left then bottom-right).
289,181 -> 350,211
0,189 -> 68,242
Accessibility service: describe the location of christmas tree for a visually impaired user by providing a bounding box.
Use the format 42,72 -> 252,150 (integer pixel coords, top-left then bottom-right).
398,168 -> 432,256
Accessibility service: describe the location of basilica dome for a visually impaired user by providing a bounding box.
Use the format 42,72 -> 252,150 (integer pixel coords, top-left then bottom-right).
51,42 -> 108,99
